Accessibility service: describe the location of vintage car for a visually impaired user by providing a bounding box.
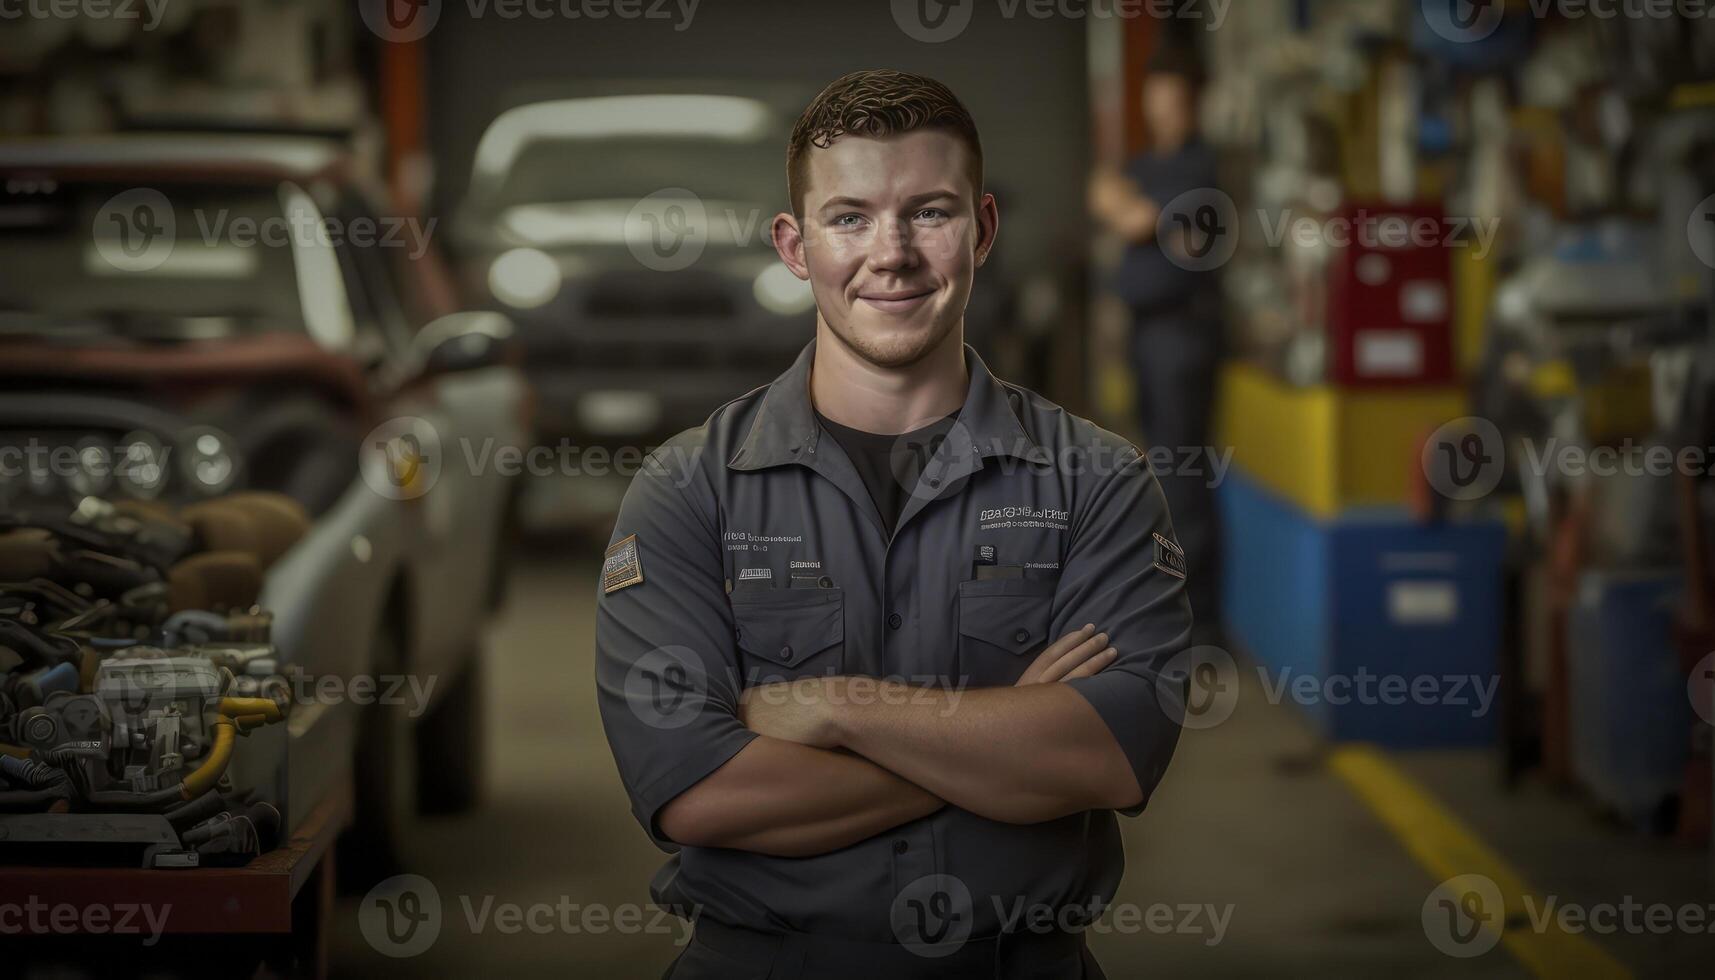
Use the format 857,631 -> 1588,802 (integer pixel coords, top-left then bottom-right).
0,133 -> 529,877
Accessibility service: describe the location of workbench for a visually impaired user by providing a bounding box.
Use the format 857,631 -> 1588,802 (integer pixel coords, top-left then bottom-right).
2,782 -> 352,979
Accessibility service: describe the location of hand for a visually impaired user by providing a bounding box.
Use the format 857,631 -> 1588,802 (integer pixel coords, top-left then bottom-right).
1087,167 -> 1129,215
739,677 -> 840,748
1015,624 -> 1116,686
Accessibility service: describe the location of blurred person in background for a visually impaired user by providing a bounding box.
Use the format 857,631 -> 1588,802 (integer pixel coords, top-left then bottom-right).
1089,44 -> 1224,645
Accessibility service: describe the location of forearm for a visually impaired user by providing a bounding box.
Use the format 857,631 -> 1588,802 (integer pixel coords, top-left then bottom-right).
1113,196 -> 1161,242
830,681 -> 1140,824
656,735 -> 943,858
1092,185 -> 1161,241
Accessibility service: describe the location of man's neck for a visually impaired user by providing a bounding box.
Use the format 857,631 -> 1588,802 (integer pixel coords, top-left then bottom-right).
808,321 -> 968,435
1151,131 -> 1191,156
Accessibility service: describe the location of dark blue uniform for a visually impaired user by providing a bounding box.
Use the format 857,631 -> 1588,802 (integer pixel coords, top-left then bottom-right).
595,339 -> 1193,978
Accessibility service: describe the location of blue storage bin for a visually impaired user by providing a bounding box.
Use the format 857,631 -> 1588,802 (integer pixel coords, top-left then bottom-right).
1568,569 -> 1689,831
1220,469 -> 1505,747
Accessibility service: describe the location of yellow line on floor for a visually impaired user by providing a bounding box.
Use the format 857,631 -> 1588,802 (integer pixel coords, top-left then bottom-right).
1329,744 -> 1632,979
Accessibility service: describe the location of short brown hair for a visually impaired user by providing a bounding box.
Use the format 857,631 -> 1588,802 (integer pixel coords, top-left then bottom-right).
786,69 -> 983,216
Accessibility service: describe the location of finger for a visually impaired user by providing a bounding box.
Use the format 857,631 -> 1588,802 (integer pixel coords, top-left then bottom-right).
1039,632 -> 1111,683
1041,624 -> 1097,661
1061,647 -> 1118,680
1018,624 -> 1096,685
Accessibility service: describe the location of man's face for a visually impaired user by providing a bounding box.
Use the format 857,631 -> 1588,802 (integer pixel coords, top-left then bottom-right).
1143,74 -> 1194,149
780,129 -> 995,369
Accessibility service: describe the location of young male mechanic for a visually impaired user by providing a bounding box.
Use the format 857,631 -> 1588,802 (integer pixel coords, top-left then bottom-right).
596,69 -> 1193,980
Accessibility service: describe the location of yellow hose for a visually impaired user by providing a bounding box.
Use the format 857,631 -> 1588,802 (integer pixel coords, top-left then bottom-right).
177,718 -> 236,801
218,697 -> 284,723
173,696 -> 287,800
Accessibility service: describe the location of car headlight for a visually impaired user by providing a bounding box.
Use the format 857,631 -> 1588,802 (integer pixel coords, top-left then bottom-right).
116,431 -> 168,500
488,247 -> 561,310
753,261 -> 815,315
66,437 -> 113,498
179,426 -> 239,496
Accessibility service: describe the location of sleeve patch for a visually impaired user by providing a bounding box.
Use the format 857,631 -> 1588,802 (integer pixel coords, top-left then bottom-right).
603,534 -> 645,594
1152,531 -> 1187,580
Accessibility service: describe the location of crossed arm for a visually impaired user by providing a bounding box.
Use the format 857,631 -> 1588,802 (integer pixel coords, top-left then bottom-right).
656,626 -> 1141,857
1088,168 -> 1162,243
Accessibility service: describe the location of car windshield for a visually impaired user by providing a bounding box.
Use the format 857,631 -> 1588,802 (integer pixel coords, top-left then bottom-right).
465,94 -> 788,221
0,179 -> 342,345
485,137 -> 784,212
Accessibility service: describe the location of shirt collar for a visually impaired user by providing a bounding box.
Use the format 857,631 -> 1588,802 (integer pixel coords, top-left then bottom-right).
726,337 -> 1049,472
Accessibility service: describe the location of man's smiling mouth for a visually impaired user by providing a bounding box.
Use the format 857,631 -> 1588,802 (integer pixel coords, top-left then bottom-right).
857,289 -> 934,314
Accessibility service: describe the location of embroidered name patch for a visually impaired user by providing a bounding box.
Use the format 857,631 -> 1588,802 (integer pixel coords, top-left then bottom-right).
1152,532 -> 1187,580
603,534 -> 645,594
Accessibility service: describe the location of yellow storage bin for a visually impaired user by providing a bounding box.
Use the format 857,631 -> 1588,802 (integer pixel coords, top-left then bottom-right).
1216,362 -> 1467,518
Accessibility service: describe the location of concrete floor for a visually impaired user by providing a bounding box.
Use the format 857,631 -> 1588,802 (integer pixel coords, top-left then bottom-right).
328,554 -> 1710,978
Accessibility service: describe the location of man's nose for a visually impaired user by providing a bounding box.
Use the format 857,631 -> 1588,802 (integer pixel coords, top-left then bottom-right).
865,215 -> 918,272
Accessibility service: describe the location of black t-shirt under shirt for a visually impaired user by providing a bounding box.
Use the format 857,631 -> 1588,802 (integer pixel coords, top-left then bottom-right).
814,410 -> 958,535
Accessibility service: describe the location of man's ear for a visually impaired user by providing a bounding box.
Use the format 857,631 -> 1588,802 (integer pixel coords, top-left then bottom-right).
771,211 -> 810,279
975,191 -> 999,268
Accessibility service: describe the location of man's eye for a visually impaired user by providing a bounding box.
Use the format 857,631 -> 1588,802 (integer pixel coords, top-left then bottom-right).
833,214 -> 864,228
915,208 -> 948,222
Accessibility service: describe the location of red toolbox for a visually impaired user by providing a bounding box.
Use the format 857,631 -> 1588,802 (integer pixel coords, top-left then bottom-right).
1324,202 -> 1456,386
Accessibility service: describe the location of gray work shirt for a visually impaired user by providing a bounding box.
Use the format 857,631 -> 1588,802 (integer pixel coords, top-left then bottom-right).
595,338 -> 1191,942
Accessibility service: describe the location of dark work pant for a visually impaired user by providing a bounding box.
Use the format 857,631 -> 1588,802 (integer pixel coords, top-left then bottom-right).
1131,304 -> 1224,633
661,929 -> 1108,980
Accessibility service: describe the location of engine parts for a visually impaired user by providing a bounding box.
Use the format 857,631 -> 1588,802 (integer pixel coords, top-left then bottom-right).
0,492 -> 305,868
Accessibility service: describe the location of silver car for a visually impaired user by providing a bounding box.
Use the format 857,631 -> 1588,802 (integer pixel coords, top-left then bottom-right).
0,133 -> 530,876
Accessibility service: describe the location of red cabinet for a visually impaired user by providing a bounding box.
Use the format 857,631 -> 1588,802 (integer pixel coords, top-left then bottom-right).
1325,202 -> 1456,386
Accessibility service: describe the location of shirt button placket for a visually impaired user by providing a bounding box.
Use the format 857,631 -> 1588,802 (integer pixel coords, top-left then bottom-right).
880,552 -> 935,894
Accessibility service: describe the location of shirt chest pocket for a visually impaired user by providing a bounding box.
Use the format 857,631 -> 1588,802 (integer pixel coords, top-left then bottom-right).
731,588 -> 845,686
956,578 -> 1057,687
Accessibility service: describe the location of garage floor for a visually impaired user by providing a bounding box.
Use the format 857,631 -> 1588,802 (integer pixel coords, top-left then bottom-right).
328,554 -> 1710,978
